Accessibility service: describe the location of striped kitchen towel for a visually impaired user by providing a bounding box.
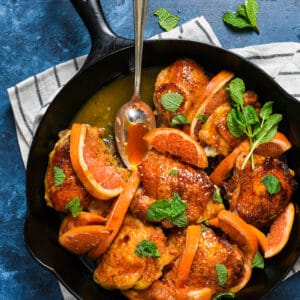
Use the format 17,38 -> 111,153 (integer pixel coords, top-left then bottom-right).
7,15 -> 300,299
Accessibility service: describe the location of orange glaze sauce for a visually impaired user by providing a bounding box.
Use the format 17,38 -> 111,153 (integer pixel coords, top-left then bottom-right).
126,122 -> 149,169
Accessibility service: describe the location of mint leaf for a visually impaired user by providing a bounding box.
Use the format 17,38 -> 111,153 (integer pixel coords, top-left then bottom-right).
227,108 -> 246,138
154,8 -> 180,32
65,196 -> 82,217
135,240 -> 160,258
245,0 -> 259,33
196,114 -> 209,122
169,168 -> 179,176
223,12 -> 252,30
261,174 -> 281,195
53,166 -> 66,187
252,251 -> 264,269
212,190 -> 223,203
215,264 -> 228,286
161,93 -> 184,112
260,101 -> 274,122
171,114 -> 190,126
227,78 -> 245,107
146,193 -> 187,227
244,105 -> 259,126
168,212 -> 188,228
254,114 -> 282,143
236,4 -> 247,18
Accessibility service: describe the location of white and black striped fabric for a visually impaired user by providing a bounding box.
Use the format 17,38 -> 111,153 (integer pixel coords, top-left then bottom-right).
7,16 -> 300,299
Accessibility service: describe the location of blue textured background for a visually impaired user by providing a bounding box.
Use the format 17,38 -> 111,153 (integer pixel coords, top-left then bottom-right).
0,0 -> 299,299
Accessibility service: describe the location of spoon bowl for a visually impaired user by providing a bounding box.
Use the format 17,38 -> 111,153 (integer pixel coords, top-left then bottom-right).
115,0 -> 156,170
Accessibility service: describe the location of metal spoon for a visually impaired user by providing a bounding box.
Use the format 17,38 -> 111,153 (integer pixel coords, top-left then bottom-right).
115,0 -> 155,170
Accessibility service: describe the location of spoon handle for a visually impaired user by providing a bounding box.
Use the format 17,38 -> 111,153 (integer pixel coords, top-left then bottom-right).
134,0 -> 148,96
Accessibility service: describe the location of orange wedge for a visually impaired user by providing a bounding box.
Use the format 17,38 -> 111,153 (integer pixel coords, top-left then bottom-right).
70,123 -> 125,200
88,171 -> 140,260
189,70 -> 234,139
265,202 -> 295,258
59,225 -> 111,255
144,128 -> 208,168
254,131 -> 292,158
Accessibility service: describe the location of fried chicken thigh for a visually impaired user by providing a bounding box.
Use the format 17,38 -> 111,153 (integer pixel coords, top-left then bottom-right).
154,59 -> 209,126
226,153 -> 296,229
44,130 -> 93,211
130,151 -> 216,225
94,214 -> 175,291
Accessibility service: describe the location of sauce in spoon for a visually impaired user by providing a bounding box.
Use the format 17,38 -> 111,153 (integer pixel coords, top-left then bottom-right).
114,0 -> 156,170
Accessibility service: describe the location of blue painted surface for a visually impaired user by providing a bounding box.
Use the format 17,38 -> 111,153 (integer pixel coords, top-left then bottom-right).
0,0 -> 299,299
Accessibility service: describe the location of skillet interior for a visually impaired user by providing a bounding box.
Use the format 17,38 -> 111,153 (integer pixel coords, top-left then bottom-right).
25,39 -> 300,300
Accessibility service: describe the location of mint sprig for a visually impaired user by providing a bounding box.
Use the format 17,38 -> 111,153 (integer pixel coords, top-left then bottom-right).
154,8 -> 180,32
226,78 -> 282,169
223,0 -> 259,34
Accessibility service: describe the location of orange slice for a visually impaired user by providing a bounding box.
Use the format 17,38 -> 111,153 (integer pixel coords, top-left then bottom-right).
88,171 -> 140,260
144,128 -> 208,168
254,131 -> 292,158
59,211 -> 107,236
210,140 -> 249,185
176,225 -> 201,288
265,202 -> 295,258
58,225 -> 111,255
189,70 -> 234,139
214,210 -> 258,293
217,210 -> 258,263
248,224 -> 267,253
70,123 -> 125,200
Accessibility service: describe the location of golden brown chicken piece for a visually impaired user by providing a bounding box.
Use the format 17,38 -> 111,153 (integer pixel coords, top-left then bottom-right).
44,130 -> 93,211
198,103 -> 241,157
154,59 -> 209,126
93,214 -> 176,291
226,153 -> 296,229
124,226 -> 245,299
130,151 -> 219,225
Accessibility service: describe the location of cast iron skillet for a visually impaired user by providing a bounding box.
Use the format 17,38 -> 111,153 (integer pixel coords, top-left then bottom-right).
25,0 -> 300,299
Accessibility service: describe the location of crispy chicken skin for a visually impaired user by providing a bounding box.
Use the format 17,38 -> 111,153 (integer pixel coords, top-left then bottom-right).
198,103 -> 241,157
154,59 -> 209,126
124,227 -> 245,299
94,214 -> 176,291
44,130 -> 93,211
130,151 -> 215,224
226,153 -> 296,229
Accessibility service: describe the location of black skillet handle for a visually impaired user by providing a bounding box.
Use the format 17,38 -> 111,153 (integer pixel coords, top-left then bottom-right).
70,0 -> 133,70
